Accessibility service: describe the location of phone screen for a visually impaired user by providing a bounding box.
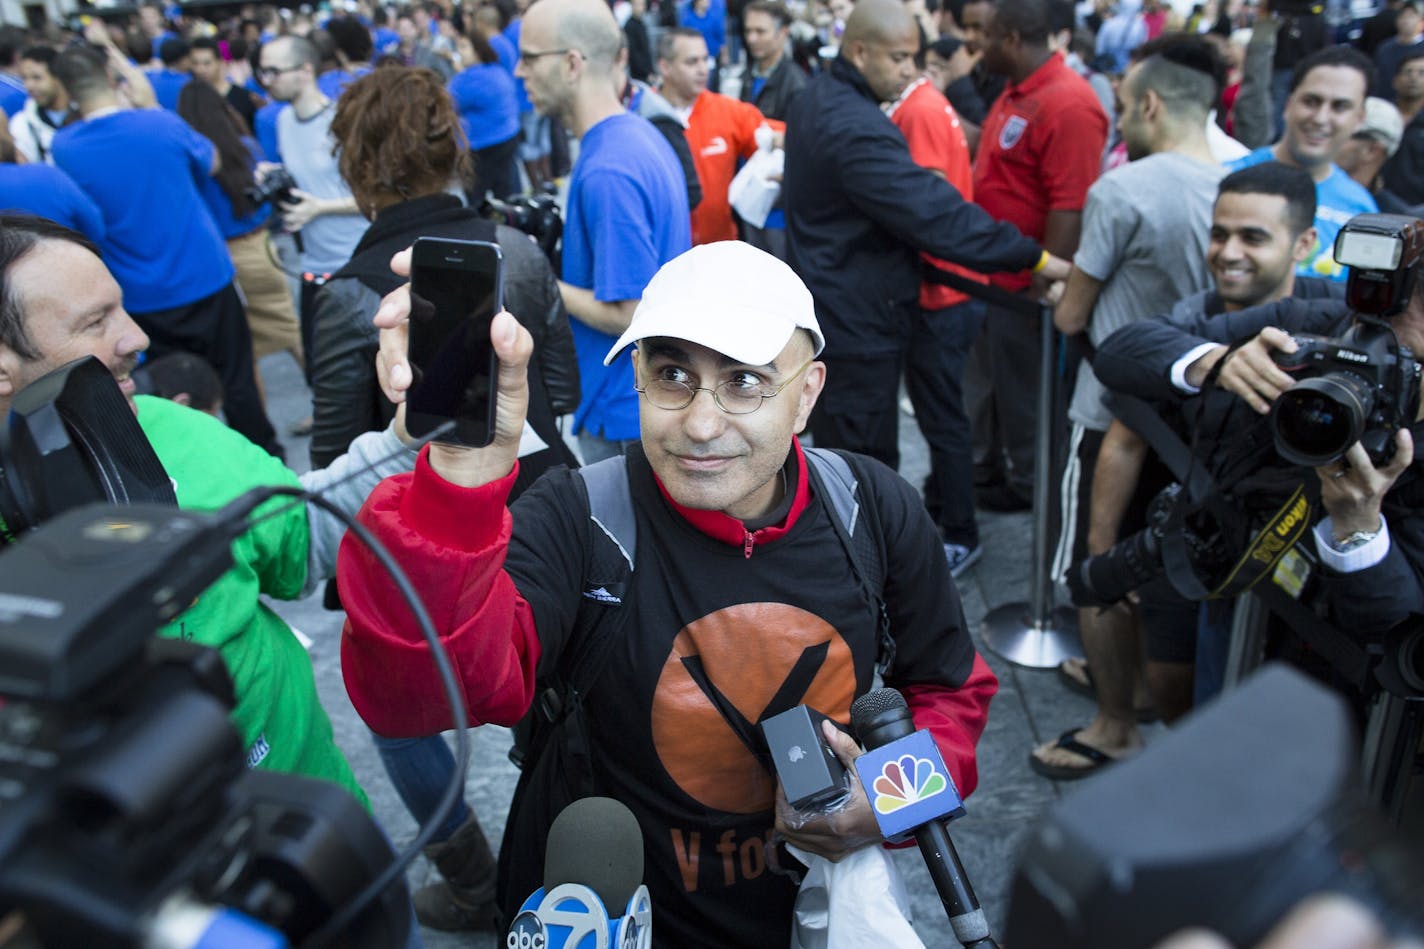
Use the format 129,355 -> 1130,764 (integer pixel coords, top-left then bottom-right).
405,238 -> 503,447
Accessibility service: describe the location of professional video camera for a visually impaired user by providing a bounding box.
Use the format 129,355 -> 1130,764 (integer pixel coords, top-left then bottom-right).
1008,663 -> 1424,947
0,358 -> 415,946
479,189 -> 563,265
244,166 -> 299,209
1068,213 -> 1424,610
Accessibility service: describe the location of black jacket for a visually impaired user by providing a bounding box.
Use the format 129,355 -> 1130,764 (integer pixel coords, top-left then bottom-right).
310,194 -> 579,478
738,54 -> 806,121
1095,281 -> 1424,637
783,56 -> 1041,357
1093,278 -> 1345,402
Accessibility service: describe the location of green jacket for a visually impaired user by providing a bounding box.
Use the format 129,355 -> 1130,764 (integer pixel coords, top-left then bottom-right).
138,395 -> 367,806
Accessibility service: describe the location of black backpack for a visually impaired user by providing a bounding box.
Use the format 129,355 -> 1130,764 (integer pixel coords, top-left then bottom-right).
493,446 -> 893,920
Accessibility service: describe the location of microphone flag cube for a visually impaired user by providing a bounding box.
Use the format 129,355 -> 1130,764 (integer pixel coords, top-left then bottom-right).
853,729 -> 966,840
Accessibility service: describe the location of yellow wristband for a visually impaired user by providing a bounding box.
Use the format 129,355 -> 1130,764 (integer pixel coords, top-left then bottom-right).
1032,250 -> 1051,273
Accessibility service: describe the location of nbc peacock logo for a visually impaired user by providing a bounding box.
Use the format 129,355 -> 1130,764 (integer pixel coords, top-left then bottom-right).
872,754 -> 948,814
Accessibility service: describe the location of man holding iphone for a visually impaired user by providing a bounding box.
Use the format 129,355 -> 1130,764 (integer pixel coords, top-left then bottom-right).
513,0 -> 689,462
338,241 -> 997,945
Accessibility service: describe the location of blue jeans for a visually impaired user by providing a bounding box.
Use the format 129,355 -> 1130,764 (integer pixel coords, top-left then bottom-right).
370,731 -> 471,843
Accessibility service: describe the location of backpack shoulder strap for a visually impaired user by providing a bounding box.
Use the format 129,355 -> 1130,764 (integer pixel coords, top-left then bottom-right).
804,447 -> 894,672
578,455 -> 638,577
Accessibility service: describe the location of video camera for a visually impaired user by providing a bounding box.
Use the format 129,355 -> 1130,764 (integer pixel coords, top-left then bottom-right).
0,358 -> 411,947
1068,213 -> 1424,615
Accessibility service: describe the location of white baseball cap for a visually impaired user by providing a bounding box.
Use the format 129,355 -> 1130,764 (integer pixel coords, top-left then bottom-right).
603,241 -> 825,367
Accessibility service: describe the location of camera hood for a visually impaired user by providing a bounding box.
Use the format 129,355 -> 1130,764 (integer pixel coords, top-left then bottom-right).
0,356 -> 175,544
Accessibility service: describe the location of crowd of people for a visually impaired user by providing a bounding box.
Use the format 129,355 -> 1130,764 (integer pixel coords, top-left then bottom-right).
1,0 -> 1421,942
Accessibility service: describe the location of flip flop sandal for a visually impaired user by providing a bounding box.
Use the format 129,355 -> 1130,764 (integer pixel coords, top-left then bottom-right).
1028,728 -> 1117,781
1055,660 -> 1162,724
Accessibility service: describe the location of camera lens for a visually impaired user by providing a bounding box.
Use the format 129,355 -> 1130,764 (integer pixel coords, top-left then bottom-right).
1270,374 -> 1372,467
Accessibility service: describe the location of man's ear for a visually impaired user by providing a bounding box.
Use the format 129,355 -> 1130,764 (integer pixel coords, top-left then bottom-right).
1293,225 -> 1319,265
792,360 -> 828,435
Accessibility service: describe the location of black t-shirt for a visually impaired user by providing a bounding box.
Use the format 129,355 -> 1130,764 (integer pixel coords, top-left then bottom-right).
224,83 -> 259,135
505,447 -> 977,947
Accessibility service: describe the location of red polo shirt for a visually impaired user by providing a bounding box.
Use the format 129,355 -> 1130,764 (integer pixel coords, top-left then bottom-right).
888,77 -> 987,310
972,54 -> 1107,291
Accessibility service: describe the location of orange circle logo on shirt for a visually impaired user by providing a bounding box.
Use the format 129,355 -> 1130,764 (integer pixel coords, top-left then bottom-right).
649,602 -> 856,814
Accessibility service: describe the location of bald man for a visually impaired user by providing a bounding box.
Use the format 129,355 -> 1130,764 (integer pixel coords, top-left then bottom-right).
784,0 -> 1068,530
514,0 -> 690,462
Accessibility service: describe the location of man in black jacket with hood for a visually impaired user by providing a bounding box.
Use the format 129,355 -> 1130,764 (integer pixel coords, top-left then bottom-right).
784,0 -> 1069,476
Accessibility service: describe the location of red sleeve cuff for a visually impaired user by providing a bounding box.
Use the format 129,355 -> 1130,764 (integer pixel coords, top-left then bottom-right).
400,446 -> 518,553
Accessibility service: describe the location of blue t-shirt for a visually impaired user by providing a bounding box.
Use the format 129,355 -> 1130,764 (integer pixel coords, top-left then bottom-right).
148,67 -> 192,111
0,163 -> 106,243
563,112 -> 691,440
255,101 -> 287,162
1229,148 -> 1379,282
0,75 -> 26,117
318,67 -> 371,100
679,0 -> 727,58
53,109 -> 234,313
490,32 -> 518,73
374,26 -> 401,56
196,139 -> 270,240
504,20 -> 533,114
150,30 -> 179,59
448,63 -> 520,149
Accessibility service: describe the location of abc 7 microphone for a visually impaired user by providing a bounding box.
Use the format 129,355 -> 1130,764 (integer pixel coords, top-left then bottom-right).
507,797 -> 652,949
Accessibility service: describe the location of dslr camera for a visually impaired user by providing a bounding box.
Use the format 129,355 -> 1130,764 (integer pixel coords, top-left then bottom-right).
479,189 -> 563,264
244,166 -> 299,209
1270,214 -> 1424,468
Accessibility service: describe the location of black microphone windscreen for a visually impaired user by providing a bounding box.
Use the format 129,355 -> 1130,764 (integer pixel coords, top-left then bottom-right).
851,687 -> 908,730
542,797 -> 644,912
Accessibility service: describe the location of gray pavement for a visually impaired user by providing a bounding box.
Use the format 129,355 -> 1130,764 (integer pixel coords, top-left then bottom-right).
254,349 -> 1152,947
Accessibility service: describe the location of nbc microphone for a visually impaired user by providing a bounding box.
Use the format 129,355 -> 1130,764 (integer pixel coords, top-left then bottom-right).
506,797 -> 652,949
851,688 -> 998,949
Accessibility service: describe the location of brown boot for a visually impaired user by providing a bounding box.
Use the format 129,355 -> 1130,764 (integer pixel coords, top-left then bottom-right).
412,812 -> 499,932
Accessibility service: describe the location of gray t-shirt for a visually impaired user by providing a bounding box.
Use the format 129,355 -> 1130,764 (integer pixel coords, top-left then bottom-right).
1069,151 -> 1226,432
275,102 -> 369,274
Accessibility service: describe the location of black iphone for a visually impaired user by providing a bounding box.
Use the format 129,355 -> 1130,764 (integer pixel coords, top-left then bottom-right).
405,237 -> 504,447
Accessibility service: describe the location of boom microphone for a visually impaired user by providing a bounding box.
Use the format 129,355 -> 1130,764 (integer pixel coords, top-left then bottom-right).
851,688 -> 997,949
506,797 -> 652,949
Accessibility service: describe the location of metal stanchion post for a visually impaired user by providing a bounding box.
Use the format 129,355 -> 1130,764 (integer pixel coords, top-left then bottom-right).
981,304 -> 1082,668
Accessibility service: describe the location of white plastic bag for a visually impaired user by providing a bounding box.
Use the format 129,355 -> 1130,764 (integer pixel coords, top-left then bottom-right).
786,843 -> 926,949
729,124 -> 784,229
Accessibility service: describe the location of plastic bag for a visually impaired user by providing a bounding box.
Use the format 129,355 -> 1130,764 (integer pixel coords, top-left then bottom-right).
729,124 -> 784,229
786,843 -> 926,949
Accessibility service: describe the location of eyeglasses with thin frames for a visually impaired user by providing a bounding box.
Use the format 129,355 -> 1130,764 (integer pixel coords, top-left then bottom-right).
635,357 -> 815,415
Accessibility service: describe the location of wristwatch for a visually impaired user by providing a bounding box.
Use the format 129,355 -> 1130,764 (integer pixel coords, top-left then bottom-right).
1328,528 -> 1380,553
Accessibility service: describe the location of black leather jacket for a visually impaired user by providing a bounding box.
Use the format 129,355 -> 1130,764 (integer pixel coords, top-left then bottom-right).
310,194 -> 579,469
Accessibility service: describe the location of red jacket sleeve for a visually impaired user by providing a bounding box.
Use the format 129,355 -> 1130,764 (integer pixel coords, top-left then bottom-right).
903,653 -> 998,799
338,448 -> 542,737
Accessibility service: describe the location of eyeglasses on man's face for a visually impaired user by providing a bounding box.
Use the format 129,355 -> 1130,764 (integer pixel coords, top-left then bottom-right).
519,47 -> 576,62
635,357 -> 814,415
256,63 -> 303,82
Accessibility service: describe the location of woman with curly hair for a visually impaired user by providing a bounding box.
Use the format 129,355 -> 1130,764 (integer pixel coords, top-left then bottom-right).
314,65 -> 579,933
